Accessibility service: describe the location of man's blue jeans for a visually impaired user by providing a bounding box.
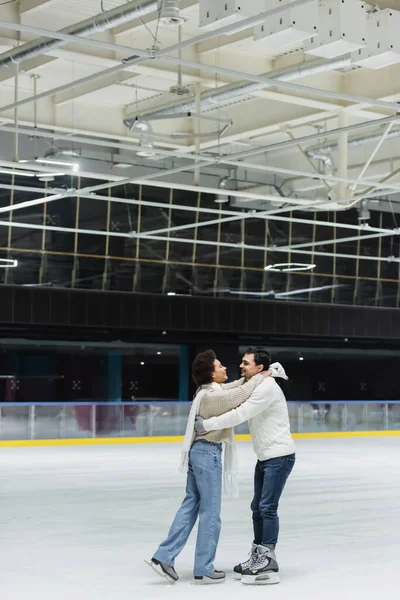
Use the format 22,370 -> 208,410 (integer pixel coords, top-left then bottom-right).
251,454 -> 295,546
153,440 -> 222,576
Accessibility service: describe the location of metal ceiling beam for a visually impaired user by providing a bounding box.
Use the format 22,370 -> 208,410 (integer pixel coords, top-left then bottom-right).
223,116 -> 400,162
127,232 -> 400,264
0,219 -> 128,238
0,181 -> 396,247
0,217 -> 397,265
0,55 -> 146,114
129,55 -> 352,123
224,160 -> 400,194
1,122 -> 400,214
2,120 -> 400,197
277,231 -> 399,251
159,56 -> 400,113
350,123 -> 395,194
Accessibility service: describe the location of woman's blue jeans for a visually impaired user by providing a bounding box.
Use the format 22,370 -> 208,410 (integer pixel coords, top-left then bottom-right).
153,440 -> 222,576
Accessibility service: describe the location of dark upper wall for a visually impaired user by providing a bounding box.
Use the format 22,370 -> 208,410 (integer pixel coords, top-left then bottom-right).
0,284 -> 399,341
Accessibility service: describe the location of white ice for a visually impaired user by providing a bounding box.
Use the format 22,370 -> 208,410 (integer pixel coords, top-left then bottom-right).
1,437 -> 399,600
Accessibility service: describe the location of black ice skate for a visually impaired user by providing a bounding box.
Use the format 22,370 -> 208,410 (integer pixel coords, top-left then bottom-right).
193,570 -> 226,584
145,558 -> 179,583
233,543 -> 259,580
241,544 -> 280,586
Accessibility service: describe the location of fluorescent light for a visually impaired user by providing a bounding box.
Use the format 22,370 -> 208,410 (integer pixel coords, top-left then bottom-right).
36,172 -> 65,177
0,258 -> 18,268
265,263 -> 316,273
167,292 -> 176,296
36,158 -> 79,172
0,168 -> 35,177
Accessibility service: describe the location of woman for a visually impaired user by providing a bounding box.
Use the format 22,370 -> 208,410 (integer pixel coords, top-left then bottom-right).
147,349 -> 270,585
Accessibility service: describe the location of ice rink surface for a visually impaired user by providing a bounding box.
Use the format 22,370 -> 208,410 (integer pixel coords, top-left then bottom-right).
1,437 -> 399,600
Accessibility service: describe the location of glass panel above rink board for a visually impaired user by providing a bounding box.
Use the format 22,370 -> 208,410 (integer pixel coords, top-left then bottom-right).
0,401 -> 399,441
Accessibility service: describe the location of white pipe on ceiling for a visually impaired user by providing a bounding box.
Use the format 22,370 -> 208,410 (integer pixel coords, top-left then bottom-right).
0,0 -> 158,69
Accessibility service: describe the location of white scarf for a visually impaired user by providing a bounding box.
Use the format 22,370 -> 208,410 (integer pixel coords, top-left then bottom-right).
178,363 -> 287,498
179,387 -> 239,498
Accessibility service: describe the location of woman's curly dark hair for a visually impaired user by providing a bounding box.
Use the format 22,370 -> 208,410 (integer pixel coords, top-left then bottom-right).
192,349 -> 216,387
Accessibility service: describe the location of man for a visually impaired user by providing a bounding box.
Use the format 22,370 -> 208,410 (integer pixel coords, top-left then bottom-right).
194,347 -> 295,586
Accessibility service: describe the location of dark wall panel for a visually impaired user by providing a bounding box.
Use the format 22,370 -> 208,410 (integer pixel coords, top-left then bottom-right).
1,285 -> 400,340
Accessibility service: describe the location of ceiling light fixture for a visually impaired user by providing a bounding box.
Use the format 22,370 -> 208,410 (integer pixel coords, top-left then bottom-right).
167,292 -> 176,296
113,162 -> 133,169
0,258 -> 18,268
136,140 -> 157,158
214,194 -> 229,204
160,0 -> 186,26
265,263 -> 316,273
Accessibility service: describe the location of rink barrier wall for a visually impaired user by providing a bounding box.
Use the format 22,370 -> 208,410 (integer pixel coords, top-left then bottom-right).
1,401 -> 399,445
1,430 -> 400,447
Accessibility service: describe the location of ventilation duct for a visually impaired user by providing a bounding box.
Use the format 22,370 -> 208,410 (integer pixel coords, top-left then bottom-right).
0,0 -> 158,69
124,55 -> 352,127
307,128 -> 400,162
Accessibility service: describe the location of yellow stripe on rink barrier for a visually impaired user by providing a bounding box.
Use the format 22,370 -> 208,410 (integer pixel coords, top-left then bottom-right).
0,430 -> 400,447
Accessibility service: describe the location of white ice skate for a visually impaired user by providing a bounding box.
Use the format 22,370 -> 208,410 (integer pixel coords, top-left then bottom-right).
241,545 -> 280,586
232,543 -> 259,580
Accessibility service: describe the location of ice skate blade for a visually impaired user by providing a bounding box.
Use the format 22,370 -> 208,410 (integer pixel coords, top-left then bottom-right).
192,577 -> 226,585
232,572 -> 243,581
145,560 -> 177,584
241,571 -> 280,586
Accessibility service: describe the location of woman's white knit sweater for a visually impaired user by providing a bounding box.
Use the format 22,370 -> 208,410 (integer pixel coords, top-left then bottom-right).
202,376 -> 295,461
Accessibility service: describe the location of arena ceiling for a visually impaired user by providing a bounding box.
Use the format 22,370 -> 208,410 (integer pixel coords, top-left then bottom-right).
1,0 -> 400,307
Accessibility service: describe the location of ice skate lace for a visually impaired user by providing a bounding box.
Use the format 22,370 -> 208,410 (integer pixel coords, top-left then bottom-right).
242,547 -> 258,569
252,548 -> 271,570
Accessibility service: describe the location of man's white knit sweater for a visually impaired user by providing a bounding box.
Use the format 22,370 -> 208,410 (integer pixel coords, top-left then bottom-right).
201,374 -> 295,461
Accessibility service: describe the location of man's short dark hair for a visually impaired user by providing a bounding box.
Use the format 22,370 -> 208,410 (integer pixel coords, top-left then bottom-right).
245,346 -> 271,370
192,349 -> 216,387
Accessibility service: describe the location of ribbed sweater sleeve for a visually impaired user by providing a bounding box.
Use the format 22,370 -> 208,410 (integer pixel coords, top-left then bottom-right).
221,377 -> 245,390
199,374 -> 264,419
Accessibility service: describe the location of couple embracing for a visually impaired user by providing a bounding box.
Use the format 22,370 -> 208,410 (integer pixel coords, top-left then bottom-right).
148,346 -> 295,586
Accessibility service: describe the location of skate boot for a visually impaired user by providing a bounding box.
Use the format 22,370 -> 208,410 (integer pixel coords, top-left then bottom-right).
193,570 -> 226,584
241,544 -> 280,586
146,558 -> 179,583
233,543 -> 259,580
